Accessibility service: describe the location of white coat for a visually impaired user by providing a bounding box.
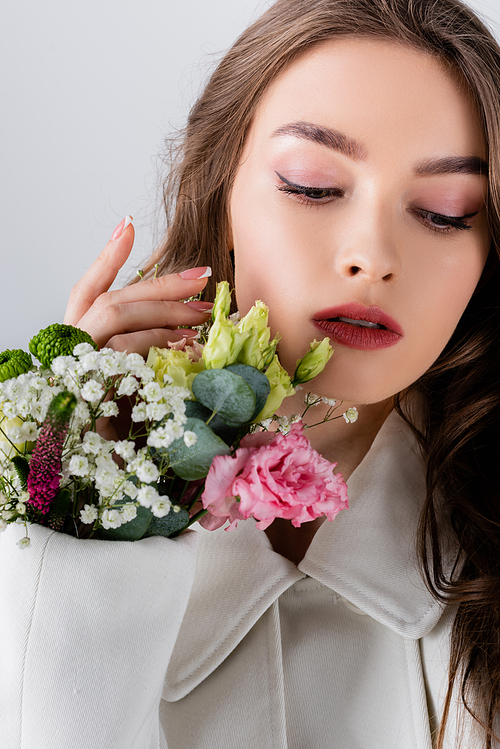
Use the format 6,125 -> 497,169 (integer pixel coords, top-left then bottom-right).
0,412 -> 481,748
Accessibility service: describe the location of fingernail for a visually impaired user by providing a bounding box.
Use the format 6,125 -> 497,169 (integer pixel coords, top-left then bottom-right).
184,301 -> 214,312
178,328 -> 200,339
178,266 -> 212,280
111,215 -> 133,241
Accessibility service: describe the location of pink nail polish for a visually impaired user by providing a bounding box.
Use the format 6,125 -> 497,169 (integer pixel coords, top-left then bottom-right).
178,266 -> 212,280
111,215 -> 133,241
184,301 -> 214,311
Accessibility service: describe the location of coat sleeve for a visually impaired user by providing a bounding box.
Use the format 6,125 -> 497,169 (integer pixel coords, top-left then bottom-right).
0,522 -> 199,749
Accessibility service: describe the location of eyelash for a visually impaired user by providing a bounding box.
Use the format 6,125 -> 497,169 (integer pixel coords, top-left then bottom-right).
276,173 -> 343,204
275,173 -> 477,234
412,208 -> 476,234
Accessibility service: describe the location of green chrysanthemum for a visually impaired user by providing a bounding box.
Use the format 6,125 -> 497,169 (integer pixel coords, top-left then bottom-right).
0,349 -> 33,383
29,324 -> 97,369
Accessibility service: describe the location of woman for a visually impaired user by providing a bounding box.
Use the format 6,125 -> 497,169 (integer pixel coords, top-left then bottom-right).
2,0 -> 500,747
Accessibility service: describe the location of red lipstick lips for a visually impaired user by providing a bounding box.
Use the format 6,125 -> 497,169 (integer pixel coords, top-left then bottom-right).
313,303 -> 403,350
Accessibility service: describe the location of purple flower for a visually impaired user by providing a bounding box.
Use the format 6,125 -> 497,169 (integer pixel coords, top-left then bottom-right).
27,391 -> 76,514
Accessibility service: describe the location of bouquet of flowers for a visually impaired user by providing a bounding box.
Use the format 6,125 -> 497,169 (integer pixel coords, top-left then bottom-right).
0,283 -> 355,548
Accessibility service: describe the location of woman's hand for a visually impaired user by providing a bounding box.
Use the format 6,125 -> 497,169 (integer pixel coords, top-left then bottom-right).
64,216 -> 213,356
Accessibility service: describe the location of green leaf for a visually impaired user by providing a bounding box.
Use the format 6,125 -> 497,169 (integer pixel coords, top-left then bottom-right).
46,488 -> 73,532
191,368 -> 255,427
143,506 -> 190,538
11,455 -> 30,489
184,399 -> 212,421
168,417 -> 230,480
224,364 -> 271,420
184,400 -> 240,445
98,504 -> 153,541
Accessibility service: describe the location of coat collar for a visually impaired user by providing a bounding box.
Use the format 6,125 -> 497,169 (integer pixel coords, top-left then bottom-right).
164,410 -> 444,701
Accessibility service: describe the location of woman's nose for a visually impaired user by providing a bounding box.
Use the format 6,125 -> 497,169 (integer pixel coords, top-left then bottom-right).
334,206 -> 401,283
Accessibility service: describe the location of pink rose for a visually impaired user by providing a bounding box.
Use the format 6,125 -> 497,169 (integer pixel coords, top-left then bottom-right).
200,423 -> 348,531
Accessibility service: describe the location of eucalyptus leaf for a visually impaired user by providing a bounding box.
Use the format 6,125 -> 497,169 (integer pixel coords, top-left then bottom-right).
224,364 -> 271,420
184,400 -> 212,421
168,417 -> 230,480
98,504 -> 153,542
184,400 -> 240,444
191,368 -> 255,426
144,506 -> 190,538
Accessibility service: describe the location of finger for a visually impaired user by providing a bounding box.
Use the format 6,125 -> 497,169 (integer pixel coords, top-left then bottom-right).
64,217 -> 135,326
78,300 -> 212,348
86,267 -> 213,309
106,327 -> 200,358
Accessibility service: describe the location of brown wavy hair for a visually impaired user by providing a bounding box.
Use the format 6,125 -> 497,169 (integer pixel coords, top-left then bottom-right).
143,0 -> 500,744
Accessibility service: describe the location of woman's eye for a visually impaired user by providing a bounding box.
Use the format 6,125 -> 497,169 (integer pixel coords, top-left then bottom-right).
275,172 -> 344,204
414,208 -> 477,234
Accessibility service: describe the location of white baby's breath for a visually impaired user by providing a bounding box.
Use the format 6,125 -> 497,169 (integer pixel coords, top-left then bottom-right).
117,376 -> 139,397
322,397 -> 337,407
81,379 -> 104,405
94,457 -> 120,494
343,407 -> 358,424
6,424 -> 33,443
259,418 -> 273,430
120,503 -> 137,522
137,484 -> 160,508
134,366 -> 155,384
147,423 -> 177,449
122,480 -> 139,500
82,431 -> 105,455
68,454 -> 90,477
125,352 -> 145,370
114,440 -> 136,461
146,402 -> 169,422
77,351 -> 101,374
101,508 -> 123,530
73,342 -> 95,357
304,393 -> 321,406
140,382 -> 163,402
183,431 -> 198,447
152,496 -> 171,518
72,402 -> 91,426
99,401 -> 119,418
80,504 -> 98,524
99,351 -> 127,377
51,355 -> 77,376
135,461 -> 160,484
131,402 -> 148,422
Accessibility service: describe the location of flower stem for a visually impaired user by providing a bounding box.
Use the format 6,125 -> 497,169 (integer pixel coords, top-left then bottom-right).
187,508 -> 208,527
186,484 -> 204,512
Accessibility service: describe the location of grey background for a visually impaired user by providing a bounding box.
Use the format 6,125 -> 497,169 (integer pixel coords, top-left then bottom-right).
1,0 -> 499,351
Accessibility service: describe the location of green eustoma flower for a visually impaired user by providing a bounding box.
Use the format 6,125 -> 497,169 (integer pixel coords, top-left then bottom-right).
292,338 -> 333,386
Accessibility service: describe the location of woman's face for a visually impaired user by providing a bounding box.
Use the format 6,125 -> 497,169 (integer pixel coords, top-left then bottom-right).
230,39 -> 490,406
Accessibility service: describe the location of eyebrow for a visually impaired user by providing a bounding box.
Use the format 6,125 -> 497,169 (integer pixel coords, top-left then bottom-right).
272,120 -> 488,177
415,156 -> 488,177
272,122 -> 366,160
